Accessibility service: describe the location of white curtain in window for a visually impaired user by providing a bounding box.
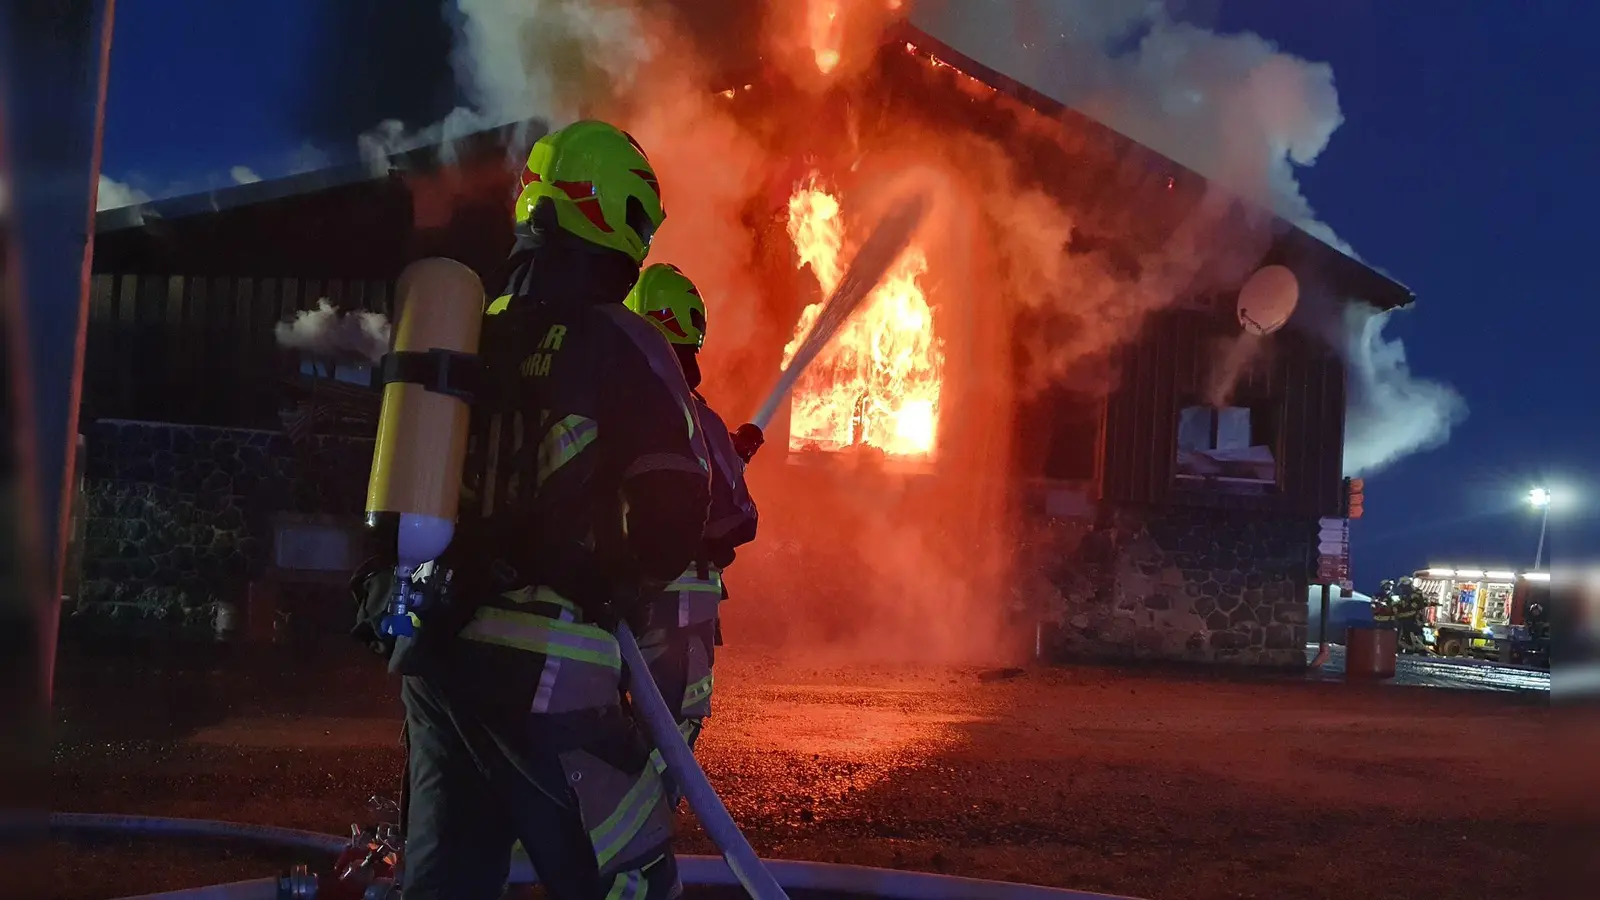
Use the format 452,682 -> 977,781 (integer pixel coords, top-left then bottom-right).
1177,406 -> 1213,451
1217,406 -> 1252,450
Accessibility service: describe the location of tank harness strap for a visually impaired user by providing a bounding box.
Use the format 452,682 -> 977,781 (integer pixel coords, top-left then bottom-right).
380,348 -> 481,402
457,605 -> 621,671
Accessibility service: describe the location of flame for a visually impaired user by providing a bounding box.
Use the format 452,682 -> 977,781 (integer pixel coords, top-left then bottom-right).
781,174 -> 944,459
808,0 -> 843,74
904,41 -> 997,96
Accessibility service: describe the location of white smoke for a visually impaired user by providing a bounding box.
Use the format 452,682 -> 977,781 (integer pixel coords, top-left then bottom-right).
95,155 -> 308,211
274,299 -> 392,364
911,0 -> 1463,475
1337,303 -> 1466,476
911,0 -> 1344,249
369,0 -> 770,391
96,175 -> 151,211
357,0 -> 654,173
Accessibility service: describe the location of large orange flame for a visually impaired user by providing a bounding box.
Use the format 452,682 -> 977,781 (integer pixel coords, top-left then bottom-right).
781,173 -> 944,459
808,0 -> 843,74
805,0 -> 904,76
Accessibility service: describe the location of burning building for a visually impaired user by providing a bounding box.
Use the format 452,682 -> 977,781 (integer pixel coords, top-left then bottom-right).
82,6 -> 1412,667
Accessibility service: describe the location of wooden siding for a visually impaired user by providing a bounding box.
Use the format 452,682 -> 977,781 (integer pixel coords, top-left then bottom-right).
1099,309 -> 1347,518
82,273 -> 394,429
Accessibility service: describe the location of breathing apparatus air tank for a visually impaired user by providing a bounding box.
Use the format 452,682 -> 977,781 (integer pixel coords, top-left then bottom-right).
365,258 -> 485,638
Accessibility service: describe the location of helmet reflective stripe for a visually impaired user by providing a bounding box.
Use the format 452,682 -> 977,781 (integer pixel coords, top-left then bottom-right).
646,308 -> 690,340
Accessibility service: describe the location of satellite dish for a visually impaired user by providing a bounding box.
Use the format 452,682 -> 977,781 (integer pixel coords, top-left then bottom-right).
1236,265 -> 1300,336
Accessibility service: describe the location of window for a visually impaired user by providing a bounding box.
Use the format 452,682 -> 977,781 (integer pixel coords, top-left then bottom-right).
1174,402 -> 1278,489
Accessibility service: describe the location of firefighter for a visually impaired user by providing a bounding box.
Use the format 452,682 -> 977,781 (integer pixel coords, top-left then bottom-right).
1391,576 -> 1430,653
397,120 -> 710,900
622,263 -> 761,762
1371,580 -> 1397,629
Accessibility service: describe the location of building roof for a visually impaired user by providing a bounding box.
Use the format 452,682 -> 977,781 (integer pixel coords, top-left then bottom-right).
888,24 -> 1414,312
94,120 -> 533,235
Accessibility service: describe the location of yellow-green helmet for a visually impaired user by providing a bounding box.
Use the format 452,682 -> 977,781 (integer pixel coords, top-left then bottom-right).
514,120 -> 665,264
625,263 -> 707,349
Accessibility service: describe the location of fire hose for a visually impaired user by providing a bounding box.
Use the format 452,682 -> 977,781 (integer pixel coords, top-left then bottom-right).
614,621 -> 789,899
48,814 -> 1142,900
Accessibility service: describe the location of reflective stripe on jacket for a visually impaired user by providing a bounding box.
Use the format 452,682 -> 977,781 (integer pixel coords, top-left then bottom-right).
646,566 -> 723,630
457,586 -> 621,715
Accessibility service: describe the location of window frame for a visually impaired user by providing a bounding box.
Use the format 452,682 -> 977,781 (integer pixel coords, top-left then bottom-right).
1170,389 -> 1287,495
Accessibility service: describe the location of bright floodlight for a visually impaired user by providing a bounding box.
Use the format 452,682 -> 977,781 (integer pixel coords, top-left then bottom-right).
1529,487 -> 1552,508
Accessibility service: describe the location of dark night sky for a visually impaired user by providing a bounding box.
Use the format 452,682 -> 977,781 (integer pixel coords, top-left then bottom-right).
98,1 -> 1595,589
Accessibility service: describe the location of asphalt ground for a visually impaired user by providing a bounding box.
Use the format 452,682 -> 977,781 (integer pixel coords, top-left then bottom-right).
45,637 -> 1573,900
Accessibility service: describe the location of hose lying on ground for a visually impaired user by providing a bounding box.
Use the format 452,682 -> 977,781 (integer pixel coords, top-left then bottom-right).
615,620 -> 791,900
49,812 -> 346,856
109,878 -> 279,900
52,812 -> 1144,900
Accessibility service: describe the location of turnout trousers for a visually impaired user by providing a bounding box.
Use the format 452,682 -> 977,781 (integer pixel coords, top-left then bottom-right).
637,566 -> 722,757
402,586 -> 681,900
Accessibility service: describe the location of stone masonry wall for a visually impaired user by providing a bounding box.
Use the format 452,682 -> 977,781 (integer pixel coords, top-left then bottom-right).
78,420 -> 374,611
1038,504 -> 1315,669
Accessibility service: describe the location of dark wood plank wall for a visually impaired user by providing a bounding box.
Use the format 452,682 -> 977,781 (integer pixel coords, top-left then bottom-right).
1100,309 -> 1347,518
82,273 -> 395,429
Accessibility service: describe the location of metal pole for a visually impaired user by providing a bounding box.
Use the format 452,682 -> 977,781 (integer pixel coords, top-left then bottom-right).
0,0 -> 116,711
1319,582 -> 1332,645
1533,503 -> 1548,571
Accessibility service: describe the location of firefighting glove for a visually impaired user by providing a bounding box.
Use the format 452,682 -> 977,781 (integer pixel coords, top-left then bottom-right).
704,538 -> 738,571
433,538 -> 492,607
589,580 -> 653,634
409,561 -> 454,612
731,423 -> 765,463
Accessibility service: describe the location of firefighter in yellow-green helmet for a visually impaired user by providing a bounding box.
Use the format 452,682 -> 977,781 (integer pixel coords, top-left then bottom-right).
624,265 -> 761,783
394,121 -> 709,900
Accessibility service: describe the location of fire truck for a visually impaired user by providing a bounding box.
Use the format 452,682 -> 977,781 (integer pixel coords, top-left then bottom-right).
1410,567 -> 1551,667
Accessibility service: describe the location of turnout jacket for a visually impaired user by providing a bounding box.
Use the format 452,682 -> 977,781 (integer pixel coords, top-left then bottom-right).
460,293 -> 712,615
692,394 -> 758,570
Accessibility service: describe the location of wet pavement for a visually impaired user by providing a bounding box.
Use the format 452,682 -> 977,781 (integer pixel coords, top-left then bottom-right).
1307,644 -> 1552,693
49,639 -> 1560,900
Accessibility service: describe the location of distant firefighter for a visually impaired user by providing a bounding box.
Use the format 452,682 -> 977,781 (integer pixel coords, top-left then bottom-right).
624,263 -> 762,774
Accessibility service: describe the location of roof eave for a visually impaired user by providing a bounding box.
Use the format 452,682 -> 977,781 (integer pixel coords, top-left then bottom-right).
891,21 -> 1417,312
93,118 -> 546,236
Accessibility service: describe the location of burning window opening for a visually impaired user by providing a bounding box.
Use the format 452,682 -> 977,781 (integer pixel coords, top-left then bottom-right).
780,173 -> 944,460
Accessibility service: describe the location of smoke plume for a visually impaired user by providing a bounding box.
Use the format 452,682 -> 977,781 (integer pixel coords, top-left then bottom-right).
1204,331 -> 1264,408
356,0 -> 655,173
96,176 -> 151,211
94,151 -> 320,210
274,299 -> 391,364
912,0 -> 1462,474
371,1 -> 770,403
1335,303 -> 1467,476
